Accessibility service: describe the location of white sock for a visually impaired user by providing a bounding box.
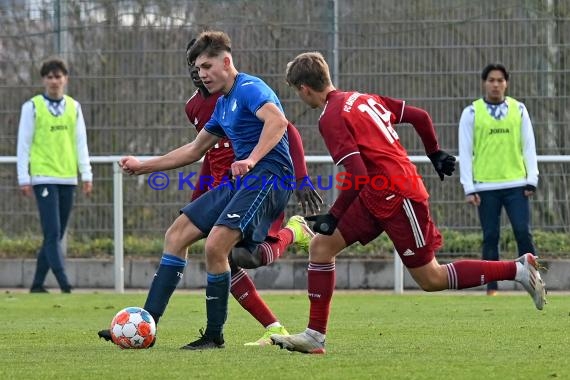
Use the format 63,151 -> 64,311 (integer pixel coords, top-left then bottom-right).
266,322 -> 282,329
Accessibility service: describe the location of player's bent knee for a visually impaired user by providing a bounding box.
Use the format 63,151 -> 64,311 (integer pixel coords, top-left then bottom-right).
164,225 -> 182,249
418,281 -> 440,292
230,247 -> 262,269
414,275 -> 447,292
164,217 -> 200,257
309,238 -> 338,262
408,258 -> 448,292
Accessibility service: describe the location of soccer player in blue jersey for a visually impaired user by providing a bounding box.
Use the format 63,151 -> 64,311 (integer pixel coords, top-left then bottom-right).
101,31 -> 295,350
184,38 -> 319,347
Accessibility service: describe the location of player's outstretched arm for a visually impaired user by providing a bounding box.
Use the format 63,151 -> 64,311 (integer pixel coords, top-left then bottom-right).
119,129 -> 219,175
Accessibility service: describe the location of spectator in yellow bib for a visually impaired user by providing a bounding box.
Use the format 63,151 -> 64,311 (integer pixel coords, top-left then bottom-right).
17,58 -> 93,293
458,63 -> 539,296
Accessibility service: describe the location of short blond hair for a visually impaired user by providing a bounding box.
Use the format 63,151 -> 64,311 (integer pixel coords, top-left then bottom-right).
285,52 -> 332,91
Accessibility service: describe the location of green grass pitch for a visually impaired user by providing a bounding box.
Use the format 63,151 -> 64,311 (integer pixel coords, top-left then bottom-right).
1,291 -> 568,379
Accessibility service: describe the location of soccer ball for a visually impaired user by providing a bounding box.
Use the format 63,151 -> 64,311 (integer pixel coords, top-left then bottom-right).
110,307 -> 156,349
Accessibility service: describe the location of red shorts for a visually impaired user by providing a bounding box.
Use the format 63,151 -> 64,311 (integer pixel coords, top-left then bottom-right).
208,146 -> 235,187
337,194 -> 442,268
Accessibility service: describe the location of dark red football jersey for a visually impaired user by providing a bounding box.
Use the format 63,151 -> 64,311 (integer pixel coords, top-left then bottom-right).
185,90 -> 234,189
319,90 -> 429,209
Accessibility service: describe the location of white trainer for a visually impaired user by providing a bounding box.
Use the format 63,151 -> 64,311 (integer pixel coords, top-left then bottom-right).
516,253 -> 547,310
270,332 -> 326,354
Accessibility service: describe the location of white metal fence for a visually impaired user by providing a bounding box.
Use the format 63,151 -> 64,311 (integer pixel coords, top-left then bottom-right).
2,0 -> 570,235
2,154 -> 569,293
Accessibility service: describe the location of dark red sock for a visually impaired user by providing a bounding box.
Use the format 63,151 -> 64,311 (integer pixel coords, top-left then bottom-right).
307,262 -> 335,334
258,228 -> 294,265
445,260 -> 517,289
230,268 -> 277,327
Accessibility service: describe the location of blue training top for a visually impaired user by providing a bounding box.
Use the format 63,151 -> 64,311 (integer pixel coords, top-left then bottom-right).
204,73 -> 293,177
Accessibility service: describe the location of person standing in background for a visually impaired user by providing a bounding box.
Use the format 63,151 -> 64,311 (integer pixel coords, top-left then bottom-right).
458,63 -> 539,296
17,58 -> 93,294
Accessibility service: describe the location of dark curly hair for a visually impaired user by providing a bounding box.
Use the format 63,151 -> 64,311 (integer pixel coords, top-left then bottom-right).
481,63 -> 509,81
40,58 -> 68,77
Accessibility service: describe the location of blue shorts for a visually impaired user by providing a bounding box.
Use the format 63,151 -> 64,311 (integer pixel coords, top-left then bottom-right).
180,167 -> 292,252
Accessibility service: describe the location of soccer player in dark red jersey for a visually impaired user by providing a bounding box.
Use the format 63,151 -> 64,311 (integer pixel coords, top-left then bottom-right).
183,43 -> 322,346
270,52 -> 546,354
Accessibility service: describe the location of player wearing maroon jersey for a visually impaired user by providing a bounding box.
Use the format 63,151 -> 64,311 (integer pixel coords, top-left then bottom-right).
184,66 -> 231,200
270,52 -> 546,354
183,42 -> 322,346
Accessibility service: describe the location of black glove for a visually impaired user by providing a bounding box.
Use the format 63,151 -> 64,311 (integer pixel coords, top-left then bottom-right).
295,179 -> 324,215
305,213 -> 337,235
428,150 -> 456,181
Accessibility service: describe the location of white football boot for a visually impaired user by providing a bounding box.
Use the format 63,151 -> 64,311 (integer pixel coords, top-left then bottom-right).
515,253 -> 547,310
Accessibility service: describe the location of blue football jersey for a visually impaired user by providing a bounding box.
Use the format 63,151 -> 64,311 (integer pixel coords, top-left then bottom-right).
204,73 -> 293,176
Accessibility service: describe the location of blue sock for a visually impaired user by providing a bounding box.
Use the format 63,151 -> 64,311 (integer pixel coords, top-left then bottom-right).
143,253 -> 187,324
204,271 -> 230,338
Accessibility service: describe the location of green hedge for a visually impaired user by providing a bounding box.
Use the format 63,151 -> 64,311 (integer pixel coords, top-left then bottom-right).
0,229 -> 568,259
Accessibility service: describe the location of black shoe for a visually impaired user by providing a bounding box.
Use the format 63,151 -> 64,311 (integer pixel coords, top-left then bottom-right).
98,329 -> 113,342
180,329 -> 224,350
61,286 -> 72,294
30,286 -> 49,293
